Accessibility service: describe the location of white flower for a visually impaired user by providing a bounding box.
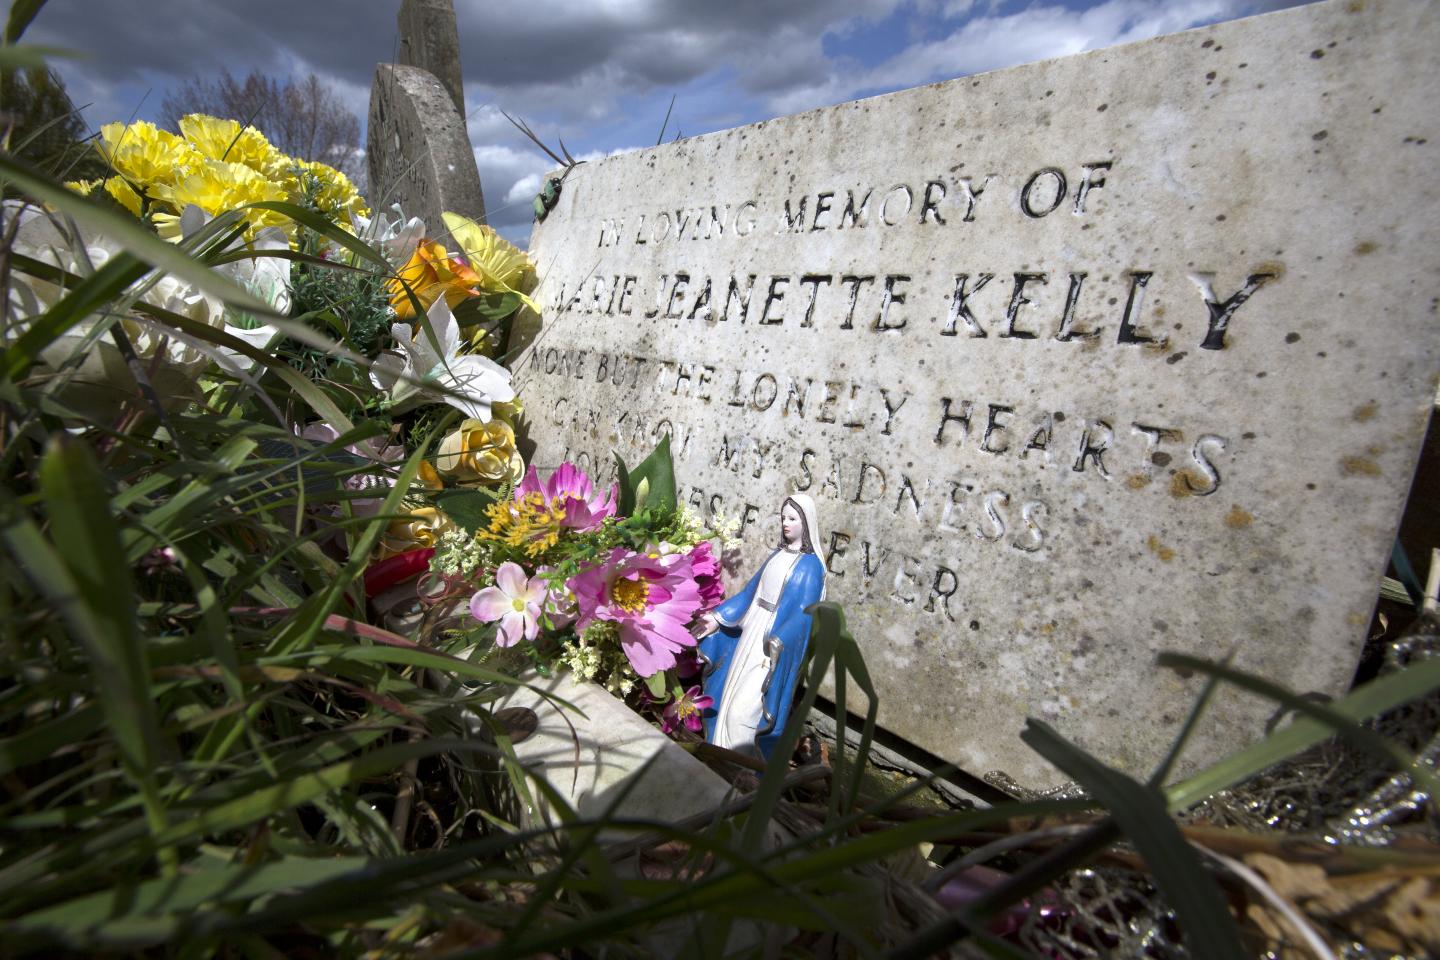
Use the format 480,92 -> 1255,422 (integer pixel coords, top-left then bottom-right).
369,296 -> 515,421
350,203 -> 426,268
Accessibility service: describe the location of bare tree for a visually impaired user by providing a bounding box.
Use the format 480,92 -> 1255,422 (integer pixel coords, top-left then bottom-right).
160,69 -> 362,183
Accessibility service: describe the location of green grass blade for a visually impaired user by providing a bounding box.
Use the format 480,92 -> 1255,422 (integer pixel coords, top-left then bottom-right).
2,252 -> 148,380
36,437 -> 164,783
1020,720 -> 1246,960
7,856 -> 370,949
1160,651 -> 1440,810
4,0 -> 46,43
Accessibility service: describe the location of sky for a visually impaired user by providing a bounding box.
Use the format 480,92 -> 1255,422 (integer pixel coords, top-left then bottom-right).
35,0 -> 1314,246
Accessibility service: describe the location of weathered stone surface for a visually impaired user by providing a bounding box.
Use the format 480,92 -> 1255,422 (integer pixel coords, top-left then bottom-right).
518,0 -> 1440,788
491,671 -> 734,834
397,0 -> 466,120
367,63 -> 486,230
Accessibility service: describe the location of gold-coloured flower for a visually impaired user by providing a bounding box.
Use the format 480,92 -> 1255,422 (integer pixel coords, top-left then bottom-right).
387,240 -> 481,320
436,419 -> 522,485
177,114 -> 282,175
377,506 -> 452,559
95,120 -> 201,189
151,158 -> 289,239
441,212 -> 538,311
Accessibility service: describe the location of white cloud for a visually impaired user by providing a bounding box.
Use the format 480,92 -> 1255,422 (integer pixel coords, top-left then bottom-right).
768,0 -> 1248,115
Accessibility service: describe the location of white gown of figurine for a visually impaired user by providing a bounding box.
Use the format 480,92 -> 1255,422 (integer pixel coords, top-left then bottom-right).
709,548 -> 801,752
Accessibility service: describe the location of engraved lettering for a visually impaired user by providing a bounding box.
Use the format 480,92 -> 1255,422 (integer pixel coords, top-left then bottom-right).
1001,272 -> 1047,339
943,273 -> 993,337
1191,272 -> 1276,350
1020,167 -> 1067,218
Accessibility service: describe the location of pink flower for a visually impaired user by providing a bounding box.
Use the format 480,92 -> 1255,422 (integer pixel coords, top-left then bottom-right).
568,547 -> 704,677
688,540 -> 725,611
470,561 -> 547,647
515,463 -> 617,533
661,685 -> 713,734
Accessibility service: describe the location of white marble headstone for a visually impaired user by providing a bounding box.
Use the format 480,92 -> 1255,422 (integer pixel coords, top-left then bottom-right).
517,0 -> 1440,788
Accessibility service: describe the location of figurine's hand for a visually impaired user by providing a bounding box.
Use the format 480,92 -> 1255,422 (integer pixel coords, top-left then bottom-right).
689,613 -> 719,640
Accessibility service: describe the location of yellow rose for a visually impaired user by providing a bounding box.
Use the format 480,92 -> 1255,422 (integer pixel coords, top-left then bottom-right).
387,239 -> 481,320
435,419 -> 522,485
377,506 -> 452,559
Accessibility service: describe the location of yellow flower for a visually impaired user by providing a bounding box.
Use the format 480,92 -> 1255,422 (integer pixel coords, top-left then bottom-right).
151,159 -> 289,239
103,177 -> 143,217
96,120 -> 200,189
481,492 -> 568,558
377,506 -> 452,559
65,178 -> 102,196
441,212 -> 537,311
387,239 -> 480,320
436,419 -> 523,485
178,114 -> 282,175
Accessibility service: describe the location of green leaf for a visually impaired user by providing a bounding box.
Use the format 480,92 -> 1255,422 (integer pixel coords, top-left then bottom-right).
1021,720 -> 1246,960
453,290 -> 523,325
0,702 -> 102,778
643,670 -> 668,700
4,0 -> 46,43
149,738 -> 495,849
434,486 -> 498,534
0,43 -> 77,68
7,856 -> 370,949
243,200 -> 390,271
613,434 -> 675,517
1159,652 -> 1440,810
37,437 -> 164,783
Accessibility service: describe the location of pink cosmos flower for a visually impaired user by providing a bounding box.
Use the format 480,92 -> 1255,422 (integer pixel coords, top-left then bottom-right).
568,547 -> 704,677
687,540 -> 725,611
515,463 -> 617,533
470,561 -> 547,647
661,685 -> 713,734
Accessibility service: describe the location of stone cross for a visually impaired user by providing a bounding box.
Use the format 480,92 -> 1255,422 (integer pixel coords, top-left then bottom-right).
367,0 -> 486,229
397,0 -> 466,120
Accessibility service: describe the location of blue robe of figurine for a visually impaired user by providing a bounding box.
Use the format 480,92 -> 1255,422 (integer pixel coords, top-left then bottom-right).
698,550 -> 825,760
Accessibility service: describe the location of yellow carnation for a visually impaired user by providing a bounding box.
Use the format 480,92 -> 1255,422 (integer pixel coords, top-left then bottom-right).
96,120 -> 200,189
151,158 -> 289,239
441,212 -> 537,311
103,177 -> 143,217
64,178 -> 102,196
277,158 -> 368,220
178,114 -> 282,175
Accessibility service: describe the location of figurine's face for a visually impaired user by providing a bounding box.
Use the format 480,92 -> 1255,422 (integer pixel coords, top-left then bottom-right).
781,502 -> 803,546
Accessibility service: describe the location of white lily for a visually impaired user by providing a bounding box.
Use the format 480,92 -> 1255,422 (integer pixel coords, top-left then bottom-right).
370,296 -> 515,421
350,203 -> 426,268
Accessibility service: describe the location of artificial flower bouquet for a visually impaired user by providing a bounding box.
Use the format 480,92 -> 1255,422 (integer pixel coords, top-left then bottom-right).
9,112 -> 543,550
426,438 -> 742,737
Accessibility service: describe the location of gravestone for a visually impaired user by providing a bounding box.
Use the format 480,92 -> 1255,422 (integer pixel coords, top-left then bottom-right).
397,0 -> 466,119
517,0 -> 1440,788
367,0 -> 485,228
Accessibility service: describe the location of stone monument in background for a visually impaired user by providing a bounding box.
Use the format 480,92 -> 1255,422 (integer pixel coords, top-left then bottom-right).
367,0 -> 486,229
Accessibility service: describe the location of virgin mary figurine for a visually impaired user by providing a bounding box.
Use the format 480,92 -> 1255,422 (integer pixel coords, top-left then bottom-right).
690,494 -> 826,760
